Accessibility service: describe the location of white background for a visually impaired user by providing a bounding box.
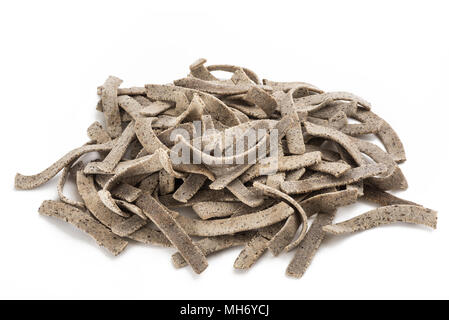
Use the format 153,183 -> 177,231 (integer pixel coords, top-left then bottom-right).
1,0 -> 448,299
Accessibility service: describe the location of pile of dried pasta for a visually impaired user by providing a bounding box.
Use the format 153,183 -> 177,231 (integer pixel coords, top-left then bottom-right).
15,59 -> 437,277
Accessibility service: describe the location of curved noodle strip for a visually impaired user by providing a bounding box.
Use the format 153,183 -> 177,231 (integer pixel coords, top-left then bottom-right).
174,134 -> 268,168
265,195 -> 308,256
77,171 -> 124,228
82,174 -> 167,247
135,117 -> 169,154
352,109 -> 406,163
304,121 -> 364,165
57,161 -> 85,209
294,91 -> 371,110
352,138 -> 407,190
98,190 -> 130,218
253,182 -> 308,252
95,174 -> 142,203
176,202 -> 293,237
323,205 -> 437,235
15,141 -> 114,190
281,164 -> 388,195
104,151 -> 163,190
207,64 -> 261,84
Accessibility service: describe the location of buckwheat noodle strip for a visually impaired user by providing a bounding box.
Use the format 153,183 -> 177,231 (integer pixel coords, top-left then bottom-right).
39,200 -> 128,256
15,141 -> 114,190
323,205 -> 437,235
253,182 -> 308,252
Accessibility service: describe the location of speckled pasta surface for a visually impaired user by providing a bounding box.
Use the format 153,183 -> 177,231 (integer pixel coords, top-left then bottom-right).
111,214 -> 148,237
172,233 -> 254,268
87,121 -> 111,144
281,164 -> 388,194
39,200 -> 128,256
300,188 -> 358,215
173,174 -> 207,203
15,58 -> 436,278
176,201 -> 293,237
57,161 -> 85,209
253,182 -> 308,252
15,141 -> 114,190
287,210 -> 336,278
95,121 -> 136,173
361,184 -> 420,207
303,121 -> 364,166
234,234 -> 270,269
323,205 -> 437,235
101,76 -> 123,138
136,193 -> 208,274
